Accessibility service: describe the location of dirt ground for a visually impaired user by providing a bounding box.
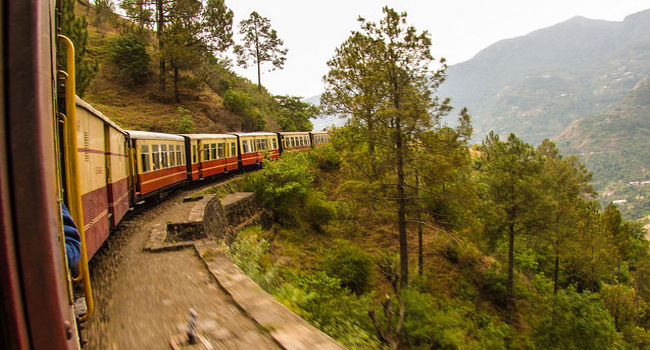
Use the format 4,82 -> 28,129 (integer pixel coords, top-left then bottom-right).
84,189 -> 280,349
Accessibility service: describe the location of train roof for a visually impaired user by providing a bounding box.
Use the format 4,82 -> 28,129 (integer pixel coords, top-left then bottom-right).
181,134 -> 237,140
277,131 -> 311,136
75,96 -> 127,135
310,130 -> 328,134
229,132 -> 277,137
126,130 -> 185,141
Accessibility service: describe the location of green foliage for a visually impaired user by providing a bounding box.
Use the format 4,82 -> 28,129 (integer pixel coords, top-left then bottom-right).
401,288 -> 509,350
324,241 -> 373,295
110,33 -> 150,85
533,288 -> 623,350
227,226 -> 280,291
244,152 -> 314,225
275,95 -> 316,131
241,107 -> 267,131
282,271 -> 381,350
170,108 -> 195,133
309,144 -> 342,172
59,0 -> 98,97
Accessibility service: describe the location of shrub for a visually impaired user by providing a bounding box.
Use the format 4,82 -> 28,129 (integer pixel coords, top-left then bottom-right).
171,107 -> 194,133
309,145 -> 341,172
242,107 -> 266,131
223,88 -> 252,114
110,33 -> 150,85
305,193 -> 337,232
324,241 -> 372,295
243,152 -> 314,225
227,226 -> 280,291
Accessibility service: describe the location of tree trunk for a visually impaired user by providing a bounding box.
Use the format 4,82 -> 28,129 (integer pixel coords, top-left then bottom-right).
416,170 -> 423,277
156,0 -> 165,94
173,62 -> 179,103
396,114 -> 408,288
368,115 -> 376,179
553,240 -> 559,294
507,220 -> 515,325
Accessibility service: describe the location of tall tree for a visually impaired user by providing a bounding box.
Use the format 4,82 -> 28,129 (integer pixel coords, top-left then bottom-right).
233,11 -> 288,93
536,139 -> 594,293
321,32 -> 382,178
324,7 -> 451,290
478,132 -> 546,326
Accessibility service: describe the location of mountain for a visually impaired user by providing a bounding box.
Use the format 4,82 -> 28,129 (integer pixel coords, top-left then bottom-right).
439,9 -> 650,144
556,74 -> 650,220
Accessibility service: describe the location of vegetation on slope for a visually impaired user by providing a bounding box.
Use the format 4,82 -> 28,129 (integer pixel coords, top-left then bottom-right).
62,0 -> 316,134
557,75 -> 650,220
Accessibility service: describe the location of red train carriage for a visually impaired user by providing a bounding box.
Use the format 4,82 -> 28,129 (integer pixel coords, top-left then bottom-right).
310,130 -> 330,148
76,97 -> 130,258
128,131 -> 187,202
231,132 -> 280,166
183,134 -> 238,180
278,131 -> 312,152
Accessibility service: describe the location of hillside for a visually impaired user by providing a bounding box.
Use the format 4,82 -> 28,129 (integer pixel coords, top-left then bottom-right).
557,74 -> 650,220
73,3 -> 305,134
439,9 -> 650,144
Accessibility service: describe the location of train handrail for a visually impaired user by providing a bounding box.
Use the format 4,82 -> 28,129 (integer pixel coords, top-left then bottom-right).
57,34 -> 94,322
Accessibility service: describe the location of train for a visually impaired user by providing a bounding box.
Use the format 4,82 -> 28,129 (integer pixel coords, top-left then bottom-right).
77,95 -> 329,259
0,1 -> 329,348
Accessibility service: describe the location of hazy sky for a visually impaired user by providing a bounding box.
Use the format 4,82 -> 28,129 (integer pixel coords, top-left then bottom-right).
225,1 -> 650,99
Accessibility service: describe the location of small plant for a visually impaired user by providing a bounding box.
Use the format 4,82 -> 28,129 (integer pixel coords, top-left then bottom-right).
110,33 -> 150,85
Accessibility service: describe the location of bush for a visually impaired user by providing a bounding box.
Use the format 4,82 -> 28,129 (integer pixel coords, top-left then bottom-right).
242,107 -> 266,131
243,152 -> 314,225
309,145 -> 341,172
532,288 -> 623,350
223,88 -> 253,114
305,193 -> 337,232
227,226 -> 280,291
170,107 -> 194,133
110,33 -> 150,85
324,241 -> 373,295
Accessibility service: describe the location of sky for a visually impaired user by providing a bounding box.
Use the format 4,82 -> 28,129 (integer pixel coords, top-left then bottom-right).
224,1 -> 650,99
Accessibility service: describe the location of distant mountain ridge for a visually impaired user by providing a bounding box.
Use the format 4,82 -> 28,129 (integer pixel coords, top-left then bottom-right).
439,9 -> 650,144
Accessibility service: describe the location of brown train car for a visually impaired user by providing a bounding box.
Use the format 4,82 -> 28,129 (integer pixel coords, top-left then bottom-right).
278,131 -> 311,152
128,130 -> 187,202
231,132 -> 280,166
75,97 -> 129,258
182,134 -> 238,180
310,131 -> 330,148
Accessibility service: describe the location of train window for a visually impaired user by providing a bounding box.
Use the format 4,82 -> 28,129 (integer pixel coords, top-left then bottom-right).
217,143 -> 224,159
192,145 -> 197,163
272,138 -> 277,150
242,140 -> 249,153
210,143 -> 216,160
141,144 -> 150,173
263,139 -> 268,150
230,142 -> 236,157
181,145 -> 186,165
203,144 -> 209,161
300,137 -> 304,146
176,145 -> 182,165
169,144 -> 176,166
152,144 -> 160,170
250,139 -> 256,152
161,144 -> 168,168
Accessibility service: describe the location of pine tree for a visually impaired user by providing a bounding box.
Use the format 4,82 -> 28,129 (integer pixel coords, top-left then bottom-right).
478,132 -> 546,326
233,11 -> 288,93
